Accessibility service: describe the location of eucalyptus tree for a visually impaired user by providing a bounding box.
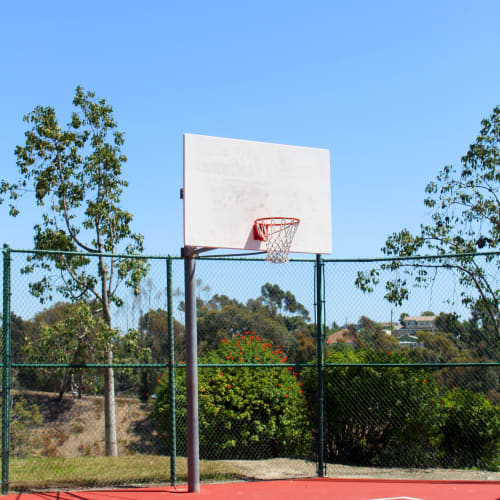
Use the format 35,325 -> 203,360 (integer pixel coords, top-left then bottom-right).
260,282 -> 309,318
356,107 -> 500,349
1,86 -> 148,455
24,302 -> 117,401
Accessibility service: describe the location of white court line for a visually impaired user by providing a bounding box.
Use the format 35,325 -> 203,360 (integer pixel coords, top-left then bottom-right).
368,497 -> 424,500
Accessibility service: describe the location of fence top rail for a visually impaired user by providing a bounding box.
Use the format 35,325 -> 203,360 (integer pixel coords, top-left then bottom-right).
5,245 -> 500,263
321,250 -> 500,263
7,247 -> 179,260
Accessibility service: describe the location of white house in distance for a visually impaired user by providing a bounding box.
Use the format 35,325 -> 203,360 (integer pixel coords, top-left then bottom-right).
384,315 -> 437,349
326,316 -> 438,350
397,315 -> 437,336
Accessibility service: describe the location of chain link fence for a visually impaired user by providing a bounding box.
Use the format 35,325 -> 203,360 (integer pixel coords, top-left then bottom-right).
1,247 -> 499,492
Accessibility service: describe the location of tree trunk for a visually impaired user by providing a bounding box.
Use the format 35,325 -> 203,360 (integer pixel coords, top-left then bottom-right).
98,253 -> 118,457
104,349 -> 118,456
58,371 -> 70,402
77,371 -> 84,399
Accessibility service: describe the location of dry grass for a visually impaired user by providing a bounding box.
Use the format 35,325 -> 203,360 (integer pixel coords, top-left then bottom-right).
9,392 -> 238,491
10,456 -> 238,491
12,391 -> 156,458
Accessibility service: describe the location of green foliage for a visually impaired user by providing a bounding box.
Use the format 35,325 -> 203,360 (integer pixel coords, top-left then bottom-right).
437,366 -> 500,403
27,302 -> 117,362
1,86 -> 149,455
356,316 -> 399,352
407,330 -> 462,363
10,396 -> 43,458
196,286 -> 314,362
200,303 -> 298,358
137,308 -> 185,361
399,312 -> 409,323
407,313 -> 496,362
153,332 -> 311,459
441,388 -> 500,470
9,312 -> 36,363
308,349 -> 446,467
354,107 -> 500,350
22,302 -> 117,399
2,86 -> 148,315
304,347 -> 500,469
260,283 -> 310,318
113,328 -> 155,401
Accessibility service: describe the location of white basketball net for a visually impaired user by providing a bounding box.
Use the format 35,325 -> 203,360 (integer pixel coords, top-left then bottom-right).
255,218 -> 300,263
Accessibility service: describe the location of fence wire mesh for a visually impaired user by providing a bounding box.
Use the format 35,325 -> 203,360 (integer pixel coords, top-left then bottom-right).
1,248 -> 499,492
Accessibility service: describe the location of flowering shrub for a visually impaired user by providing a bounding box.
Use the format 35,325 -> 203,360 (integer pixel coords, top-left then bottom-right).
153,332 -> 311,459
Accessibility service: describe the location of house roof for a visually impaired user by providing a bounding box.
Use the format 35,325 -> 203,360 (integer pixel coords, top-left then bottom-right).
403,316 -> 437,322
398,334 -> 419,341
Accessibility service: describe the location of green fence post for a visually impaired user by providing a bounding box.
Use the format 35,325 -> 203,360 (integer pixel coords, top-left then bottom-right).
167,257 -> 177,486
315,254 -> 325,477
2,245 -> 11,495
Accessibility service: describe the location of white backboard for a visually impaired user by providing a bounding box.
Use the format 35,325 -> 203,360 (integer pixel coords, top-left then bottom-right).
183,134 -> 332,255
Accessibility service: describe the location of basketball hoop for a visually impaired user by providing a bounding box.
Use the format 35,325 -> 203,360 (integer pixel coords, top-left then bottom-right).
253,217 -> 300,263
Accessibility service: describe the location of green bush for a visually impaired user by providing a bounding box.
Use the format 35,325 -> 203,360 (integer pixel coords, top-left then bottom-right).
307,348 -> 446,467
153,332 -> 311,459
10,396 -> 43,457
304,347 -> 500,469
441,388 -> 500,470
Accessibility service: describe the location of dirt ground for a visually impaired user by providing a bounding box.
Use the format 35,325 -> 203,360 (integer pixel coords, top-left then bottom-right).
222,458 -> 500,481
14,390 -> 153,457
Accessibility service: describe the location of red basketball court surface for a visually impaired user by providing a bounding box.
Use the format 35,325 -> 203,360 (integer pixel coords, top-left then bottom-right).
6,478 -> 500,500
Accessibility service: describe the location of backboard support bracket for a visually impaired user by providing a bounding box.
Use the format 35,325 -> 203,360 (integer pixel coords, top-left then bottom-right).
181,246 -> 213,258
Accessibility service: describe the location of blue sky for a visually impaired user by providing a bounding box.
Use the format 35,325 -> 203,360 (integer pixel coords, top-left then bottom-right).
1,0 -> 499,259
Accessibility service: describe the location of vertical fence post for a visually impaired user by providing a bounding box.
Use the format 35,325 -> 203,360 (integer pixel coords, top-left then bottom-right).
184,249 -> 200,492
2,245 -> 11,495
167,257 -> 177,486
315,254 -> 325,477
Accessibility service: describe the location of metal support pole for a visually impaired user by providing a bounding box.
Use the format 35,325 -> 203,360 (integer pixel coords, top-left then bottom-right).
2,245 -> 11,495
184,248 -> 200,492
167,257 -> 177,486
315,254 -> 325,477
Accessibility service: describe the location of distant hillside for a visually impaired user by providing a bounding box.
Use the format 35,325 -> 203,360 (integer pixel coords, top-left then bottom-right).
11,391 -> 161,457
